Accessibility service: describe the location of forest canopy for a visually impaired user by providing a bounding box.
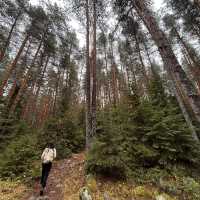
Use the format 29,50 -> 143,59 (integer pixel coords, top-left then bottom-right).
1,0 -> 200,199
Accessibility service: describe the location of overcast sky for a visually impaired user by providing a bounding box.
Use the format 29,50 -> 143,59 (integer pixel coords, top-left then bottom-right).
30,0 -> 164,10
30,0 -> 164,47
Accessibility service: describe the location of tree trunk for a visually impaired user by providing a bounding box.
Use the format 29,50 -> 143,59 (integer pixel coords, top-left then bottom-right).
30,56 -> 49,125
169,80 -> 199,141
90,0 -> 97,147
85,0 -> 91,149
174,29 -> 200,93
52,66 -> 61,115
134,0 -> 200,131
111,63 -> 118,106
22,54 -> 48,123
182,49 -> 200,95
0,12 -> 21,62
8,38 -> 43,115
103,43 -> 111,104
143,40 -> 154,75
134,33 -> 149,88
0,34 -> 29,96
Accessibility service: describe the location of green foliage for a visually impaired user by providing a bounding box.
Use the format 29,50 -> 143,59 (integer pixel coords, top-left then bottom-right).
158,173 -> 200,199
0,124 -> 39,179
39,107 -> 85,159
86,75 -> 200,180
0,116 -> 30,149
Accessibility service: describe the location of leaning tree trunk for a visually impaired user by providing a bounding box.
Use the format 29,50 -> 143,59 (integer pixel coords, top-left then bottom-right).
169,80 -> 199,141
143,40 -> 154,75
30,56 -> 50,125
0,12 -> 21,62
134,33 -> 149,89
0,34 -> 30,96
22,54 -> 47,123
134,0 -> 200,136
182,49 -> 200,95
9,38 -> 43,115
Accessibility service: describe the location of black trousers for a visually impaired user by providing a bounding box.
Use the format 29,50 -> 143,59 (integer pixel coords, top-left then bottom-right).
40,162 -> 52,188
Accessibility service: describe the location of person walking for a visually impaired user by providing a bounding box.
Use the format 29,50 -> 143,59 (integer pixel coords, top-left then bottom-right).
40,143 -> 56,196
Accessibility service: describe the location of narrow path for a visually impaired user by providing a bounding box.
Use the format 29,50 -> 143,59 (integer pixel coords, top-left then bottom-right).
24,153 -> 85,200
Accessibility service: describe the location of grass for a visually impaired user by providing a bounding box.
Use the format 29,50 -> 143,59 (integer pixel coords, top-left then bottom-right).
0,180 -> 29,200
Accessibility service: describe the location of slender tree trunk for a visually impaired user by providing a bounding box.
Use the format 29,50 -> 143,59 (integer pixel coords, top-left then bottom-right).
174,29 -> 200,93
134,33 -> 149,88
182,49 -> 200,95
7,41 -> 32,108
0,34 -> 29,96
52,66 -> 61,115
0,12 -> 21,62
111,63 -> 118,106
90,0 -> 97,146
143,40 -> 154,75
134,0 -> 200,134
85,0 -> 91,149
34,56 -> 49,97
30,56 -> 49,125
169,80 -> 199,141
9,38 -> 43,115
109,36 -> 119,106
103,43 -> 111,104
22,54 -> 47,122
175,28 -> 198,66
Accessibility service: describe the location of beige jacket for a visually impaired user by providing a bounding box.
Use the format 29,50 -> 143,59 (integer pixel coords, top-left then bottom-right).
41,148 -> 56,163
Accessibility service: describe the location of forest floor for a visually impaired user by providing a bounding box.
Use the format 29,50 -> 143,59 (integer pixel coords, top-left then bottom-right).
1,152 -> 177,200
23,152 -> 85,200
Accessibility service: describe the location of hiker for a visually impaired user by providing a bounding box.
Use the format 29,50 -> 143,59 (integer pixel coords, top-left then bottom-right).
40,143 -> 57,195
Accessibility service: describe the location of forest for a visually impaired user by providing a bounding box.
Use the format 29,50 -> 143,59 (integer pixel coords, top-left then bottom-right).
1,0 -> 200,199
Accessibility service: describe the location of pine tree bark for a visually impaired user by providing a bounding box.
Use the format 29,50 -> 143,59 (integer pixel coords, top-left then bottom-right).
8,37 -> 43,115
90,0 -> 97,146
143,40 -> 154,75
173,29 -> 200,93
30,56 -> 49,125
0,12 -> 21,62
22,54 -> 48,123
111,63 -> 119,106
103,42 -> 111,104
52,66 -> 61,115
0,34 -> 30,96
134,33 -> 149,88
169,80 -> 199,141
133,0 -> 200,129
85,0 -> 91,149
182,49 -> 200,95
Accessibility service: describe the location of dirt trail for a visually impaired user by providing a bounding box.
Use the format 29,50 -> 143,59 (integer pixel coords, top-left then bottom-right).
24,153 -> 85,200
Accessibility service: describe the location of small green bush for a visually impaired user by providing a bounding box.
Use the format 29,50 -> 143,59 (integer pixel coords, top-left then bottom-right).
39,109 -> 85,159
86,73 -> 200,180
0,132 -> 39,179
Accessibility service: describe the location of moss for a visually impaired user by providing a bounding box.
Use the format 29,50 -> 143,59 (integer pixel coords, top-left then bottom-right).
133,186 -> 154,198
86,174 -> 98,193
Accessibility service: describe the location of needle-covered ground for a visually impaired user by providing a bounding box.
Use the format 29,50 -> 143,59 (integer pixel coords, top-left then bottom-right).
0,180 -> 28,200
2,152 -> 197,200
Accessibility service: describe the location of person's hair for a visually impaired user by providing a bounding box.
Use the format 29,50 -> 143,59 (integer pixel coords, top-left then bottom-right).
47,143 -> 54,149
